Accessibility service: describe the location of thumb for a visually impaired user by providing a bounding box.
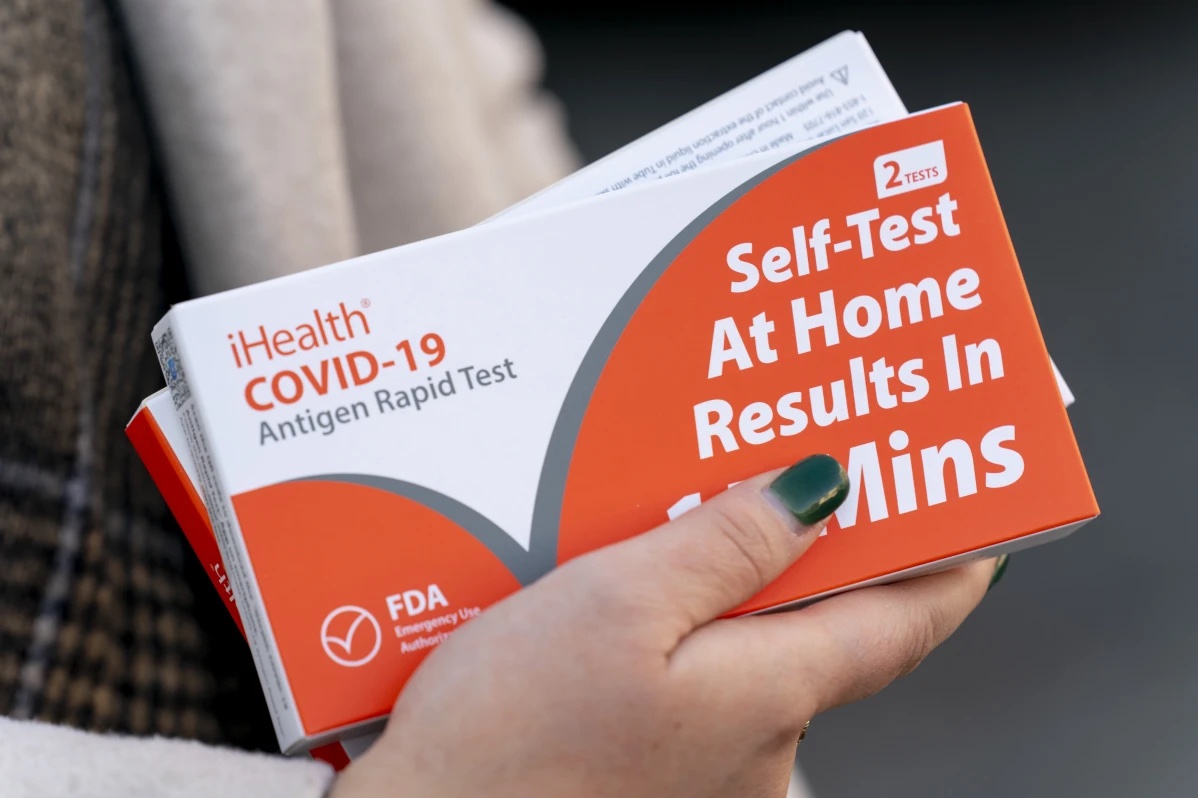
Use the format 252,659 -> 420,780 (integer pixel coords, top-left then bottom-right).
591,454 -> 850,641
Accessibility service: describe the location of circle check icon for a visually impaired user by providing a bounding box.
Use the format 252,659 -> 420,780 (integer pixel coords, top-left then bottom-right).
320,605 -> 382,667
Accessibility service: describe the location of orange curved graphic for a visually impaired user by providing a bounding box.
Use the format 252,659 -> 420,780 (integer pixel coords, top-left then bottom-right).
554,107 -> 1092,613
233,479 -> 521,736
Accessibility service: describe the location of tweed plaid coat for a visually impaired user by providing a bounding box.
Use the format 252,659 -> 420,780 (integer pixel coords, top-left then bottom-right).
0,0 -> 273,749
0,0 -> 576,755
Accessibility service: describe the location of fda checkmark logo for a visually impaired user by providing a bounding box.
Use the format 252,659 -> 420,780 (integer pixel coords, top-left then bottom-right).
320,605 -> 382,667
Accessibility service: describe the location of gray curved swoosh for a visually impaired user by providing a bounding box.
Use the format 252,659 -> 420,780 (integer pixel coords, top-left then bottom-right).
526,138 -> 840,561
289,473 -> 553,585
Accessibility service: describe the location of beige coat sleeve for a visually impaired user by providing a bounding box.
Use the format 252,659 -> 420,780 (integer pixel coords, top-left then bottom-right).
116,0 -> 579,296
0,717 -> 333,798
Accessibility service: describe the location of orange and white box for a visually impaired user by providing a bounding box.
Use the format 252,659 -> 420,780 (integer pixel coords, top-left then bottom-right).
148,104 -> 1098,753
135,30 -> 1029,761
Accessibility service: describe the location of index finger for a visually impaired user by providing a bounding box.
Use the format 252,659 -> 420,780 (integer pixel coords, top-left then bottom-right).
672,556 -> 996,734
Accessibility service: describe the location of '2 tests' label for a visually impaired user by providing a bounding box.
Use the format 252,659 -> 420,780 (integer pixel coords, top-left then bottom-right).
873,140 -> 947,199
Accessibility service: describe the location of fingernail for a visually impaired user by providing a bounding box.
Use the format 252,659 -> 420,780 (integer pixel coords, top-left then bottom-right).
766,454 -> 850,527
988,554 -> 1010,591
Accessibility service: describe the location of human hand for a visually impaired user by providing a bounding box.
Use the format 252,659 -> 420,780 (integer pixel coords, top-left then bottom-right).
332,454 -> 998,798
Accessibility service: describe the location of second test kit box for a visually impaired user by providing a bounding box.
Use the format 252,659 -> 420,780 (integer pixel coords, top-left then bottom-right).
153,104 -> 1098,752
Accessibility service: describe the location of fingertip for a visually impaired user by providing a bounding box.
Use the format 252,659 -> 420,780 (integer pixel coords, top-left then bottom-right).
764,454 -> 849,527
986,554 -> 1010,592
963,555 -> 1001,586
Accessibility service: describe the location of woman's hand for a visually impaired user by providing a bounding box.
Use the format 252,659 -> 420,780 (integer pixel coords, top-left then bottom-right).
333,454 -> 997,798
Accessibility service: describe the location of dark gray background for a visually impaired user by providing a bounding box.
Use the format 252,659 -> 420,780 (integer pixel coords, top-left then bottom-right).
505,2 -> 1198,795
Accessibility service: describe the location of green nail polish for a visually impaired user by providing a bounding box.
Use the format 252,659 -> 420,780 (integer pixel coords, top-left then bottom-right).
988,554 -> 1010,591
767,454 -> 850,526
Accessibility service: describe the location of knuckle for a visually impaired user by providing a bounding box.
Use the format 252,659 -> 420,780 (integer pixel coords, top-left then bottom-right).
704,495 -> 786,592
896,601 -> 946,678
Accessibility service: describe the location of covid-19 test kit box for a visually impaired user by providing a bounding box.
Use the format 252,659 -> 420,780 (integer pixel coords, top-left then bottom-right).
146,101 -> 1097,752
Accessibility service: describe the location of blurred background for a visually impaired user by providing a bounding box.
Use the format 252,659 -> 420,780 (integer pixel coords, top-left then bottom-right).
502,1 -> 1197,796
3,0 -> 1192,793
